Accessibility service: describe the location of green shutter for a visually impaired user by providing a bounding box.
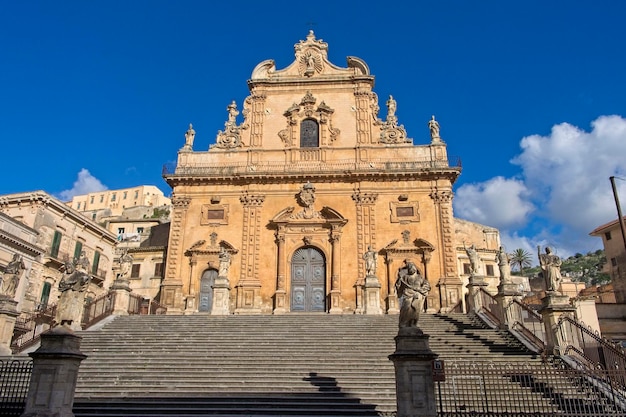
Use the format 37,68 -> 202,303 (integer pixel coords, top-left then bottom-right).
51,231 -> 62,258
92,251 -> 100,275
74,241 -> 83,261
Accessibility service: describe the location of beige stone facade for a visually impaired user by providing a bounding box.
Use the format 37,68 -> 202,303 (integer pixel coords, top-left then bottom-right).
590,216 -> 626,303
67,185 -> 170,218
162,32 -> 464,314
0,191 -> 118,314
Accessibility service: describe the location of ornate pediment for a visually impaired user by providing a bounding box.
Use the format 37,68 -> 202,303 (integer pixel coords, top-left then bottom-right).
278,91 -> 340,147
184,238 -> 238,257
383,230 -> 435,261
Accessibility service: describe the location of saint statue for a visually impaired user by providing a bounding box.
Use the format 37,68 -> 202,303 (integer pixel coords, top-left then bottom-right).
464,242 -> 480,276
118,249 -> 133,280
395,260 -> 430,329
184,123 -> 196,148
386,95 -> 397,119
496,246 -> 512,285
56,252 -> 91,328
428,115 -> 440,140
538,246 -> 562,292
218,247 -> 231,278
0,253 -> 25,298
363,246 -> 378,276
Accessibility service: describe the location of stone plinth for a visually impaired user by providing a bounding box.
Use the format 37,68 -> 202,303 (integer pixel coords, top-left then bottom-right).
211,276 -> 231,315
388,327 -> 438,417
0,297 -> 19,355
110,279 -> 132,316
466,274 -> 488,313
539,292 -> 575,356
21,326 -> 87,417
363,275 -> 382,315
494,282 -> 522,329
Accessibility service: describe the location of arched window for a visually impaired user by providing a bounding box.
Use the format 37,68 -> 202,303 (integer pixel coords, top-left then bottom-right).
300,119 -> 319,148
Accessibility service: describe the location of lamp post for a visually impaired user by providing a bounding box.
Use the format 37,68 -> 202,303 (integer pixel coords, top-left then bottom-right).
610,176 -> 626,253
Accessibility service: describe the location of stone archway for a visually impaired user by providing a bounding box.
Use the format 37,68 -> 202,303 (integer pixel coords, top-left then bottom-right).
199,269 -> 218,312
290,246 -> 326,312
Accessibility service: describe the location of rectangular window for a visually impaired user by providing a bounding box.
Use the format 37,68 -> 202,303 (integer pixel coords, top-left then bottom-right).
486,265 -> 494,276
123,191 -> 127,200
90,196 -> 94,204
131,264 -> 141,278
612,257 -> 618,267
134,190 -> 139,199
154,262 -> 164,277
396,207 -> 414,217
118,227 -> 125,234
51,231 -> 62,258
137,227 -> 144,234
207,209 -> 225,220
77,202 -> 81,210
39,282 -> 52,310
100,195 -> 104,203
463,263 -> 471,275
73,241 -> 83,261
606,231 -> 612,241
111,193 -> 116,202
92,251 -> 100,275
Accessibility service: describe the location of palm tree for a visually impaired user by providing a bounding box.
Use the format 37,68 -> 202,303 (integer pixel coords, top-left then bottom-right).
510,248 -> 533,276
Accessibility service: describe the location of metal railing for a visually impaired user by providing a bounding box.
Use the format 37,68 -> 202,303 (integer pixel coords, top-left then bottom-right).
558,315 -> 626,376
0,358 -> 32,417
436,359 -> 626,416
10,304 -> 56,354
476,288 -> 502,328
507,299 -> 546,353
82,291 -> 116,328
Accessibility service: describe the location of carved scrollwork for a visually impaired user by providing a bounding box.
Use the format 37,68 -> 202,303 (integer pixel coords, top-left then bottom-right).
213,101 -> 248,149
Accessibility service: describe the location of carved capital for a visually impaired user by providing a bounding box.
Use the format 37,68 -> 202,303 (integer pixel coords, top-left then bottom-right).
351,192 -> 378,205
240,192 -> 265,207
430,189 -> 453,204
172,196 -> 191,209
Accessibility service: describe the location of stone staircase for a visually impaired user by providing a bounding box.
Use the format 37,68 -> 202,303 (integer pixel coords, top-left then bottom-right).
68,313 -> 551,416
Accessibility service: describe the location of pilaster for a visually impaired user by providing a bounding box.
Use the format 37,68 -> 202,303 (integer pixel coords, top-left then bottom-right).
162,195 -> 191,313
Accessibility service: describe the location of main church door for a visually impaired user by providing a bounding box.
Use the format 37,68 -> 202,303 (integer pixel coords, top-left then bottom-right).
290,247 -> 326,312
199,269 -> 217,312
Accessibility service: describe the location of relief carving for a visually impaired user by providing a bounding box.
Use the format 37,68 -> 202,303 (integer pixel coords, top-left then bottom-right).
213,101 -> 248,149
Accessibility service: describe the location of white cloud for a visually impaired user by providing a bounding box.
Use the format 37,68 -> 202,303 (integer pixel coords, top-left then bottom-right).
455,115 -> 626,257
454,176 -> 534,229
57,169 -> 108,201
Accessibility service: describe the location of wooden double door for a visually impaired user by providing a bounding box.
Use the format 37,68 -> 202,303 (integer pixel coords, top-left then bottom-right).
290,247 -> 326,312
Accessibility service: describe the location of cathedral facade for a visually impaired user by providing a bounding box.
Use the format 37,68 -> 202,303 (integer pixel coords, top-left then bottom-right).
162,32 -> 463,314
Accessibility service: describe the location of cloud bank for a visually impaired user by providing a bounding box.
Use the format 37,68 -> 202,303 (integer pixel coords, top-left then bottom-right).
57,169 -> 108,201
454,115 -> 626,257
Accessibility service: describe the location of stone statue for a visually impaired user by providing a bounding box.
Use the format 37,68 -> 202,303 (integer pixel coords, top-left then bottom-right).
118,249 -> 133,279
395,260 -> 430,329
56,253 -> 91,328
538,246 -> 562,292
0,253 -> 25,298
184,123 -> 195,148
386,95 -> 397,119
227,101 -> 239,125
464,242 -> 480,276
428,115 -> 440,140
363,246 -> 378,276
496,246 -> 512,284
218,247 -> 231,278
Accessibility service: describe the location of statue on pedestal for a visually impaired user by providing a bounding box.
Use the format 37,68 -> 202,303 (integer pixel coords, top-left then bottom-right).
496,246 -> 512,285
428,115 -> 441,141
218,247 -> 231,278
395,260 -> 430,329
363,246 -> 377,277
56,252 -> 91,327
464,242 -> 480,276
117,249 -> 133,280
538,246 -> 562,292
183,123 -> 195,149
0,254 -> 25,298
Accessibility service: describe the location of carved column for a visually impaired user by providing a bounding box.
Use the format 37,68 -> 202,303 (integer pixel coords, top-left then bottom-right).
430,188 -> 461,312
246,91 -> 266,148
162,195 -> 190,313
274,232 -> 287,314
354,88 -> 374,145
352,191 -> 378,314
235,193 -> 265,314
329,230 -> 342,314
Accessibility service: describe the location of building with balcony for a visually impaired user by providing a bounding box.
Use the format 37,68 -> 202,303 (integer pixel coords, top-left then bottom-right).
66,185 -> 171,218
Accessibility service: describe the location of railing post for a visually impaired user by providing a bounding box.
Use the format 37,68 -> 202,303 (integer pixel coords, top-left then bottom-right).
466,274 -> 488,313
389,327 -> 438,417
20,326 -> 86,417
110,279 -> 132,315
495,281 -> 522,329
0,296 -> 19,355
539,293 -> 575,355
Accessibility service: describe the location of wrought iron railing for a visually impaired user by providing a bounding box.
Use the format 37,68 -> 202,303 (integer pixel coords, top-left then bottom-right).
507,299 -> 546,353
0,358 -> 32,417
10,304 -> 56,354
81,291 -> 116,328
476,288 -> 502,328
435,359 -> 626,416
558,315 -> 626,375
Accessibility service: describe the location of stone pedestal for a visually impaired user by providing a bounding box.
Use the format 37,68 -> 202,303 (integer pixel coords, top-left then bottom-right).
211,276 -> 231,315
110,279 -> 132,316
55,292 -> 86,332
273,289 -> 287,314
466,274 -> 488,313
329,289 -> 342,314
363,275 -> 382,315
0,297 -> 19,355
234,282 -> 262,314
494,282 -> 522,329
389,327 -> 438,417
354,282 -> 364,315
539,292 -> 575,356
387,293 -> 399,314
21,326 -> 87,417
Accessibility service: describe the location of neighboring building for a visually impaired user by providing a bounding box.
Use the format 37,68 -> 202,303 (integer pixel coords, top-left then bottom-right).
67,185 -> 171,218
0,191 -> 118,314
161,32 -> 476,315
590,216 -> 626,302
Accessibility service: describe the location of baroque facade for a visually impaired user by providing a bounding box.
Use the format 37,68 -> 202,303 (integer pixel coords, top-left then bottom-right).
162,32 -> 466,314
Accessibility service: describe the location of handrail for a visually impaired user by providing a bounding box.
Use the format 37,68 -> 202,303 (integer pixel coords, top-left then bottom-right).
10,304 -> 56,353
82,291 -> 116,328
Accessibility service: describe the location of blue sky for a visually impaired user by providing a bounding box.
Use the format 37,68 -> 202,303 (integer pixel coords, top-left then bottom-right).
2,1 -> 625,258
